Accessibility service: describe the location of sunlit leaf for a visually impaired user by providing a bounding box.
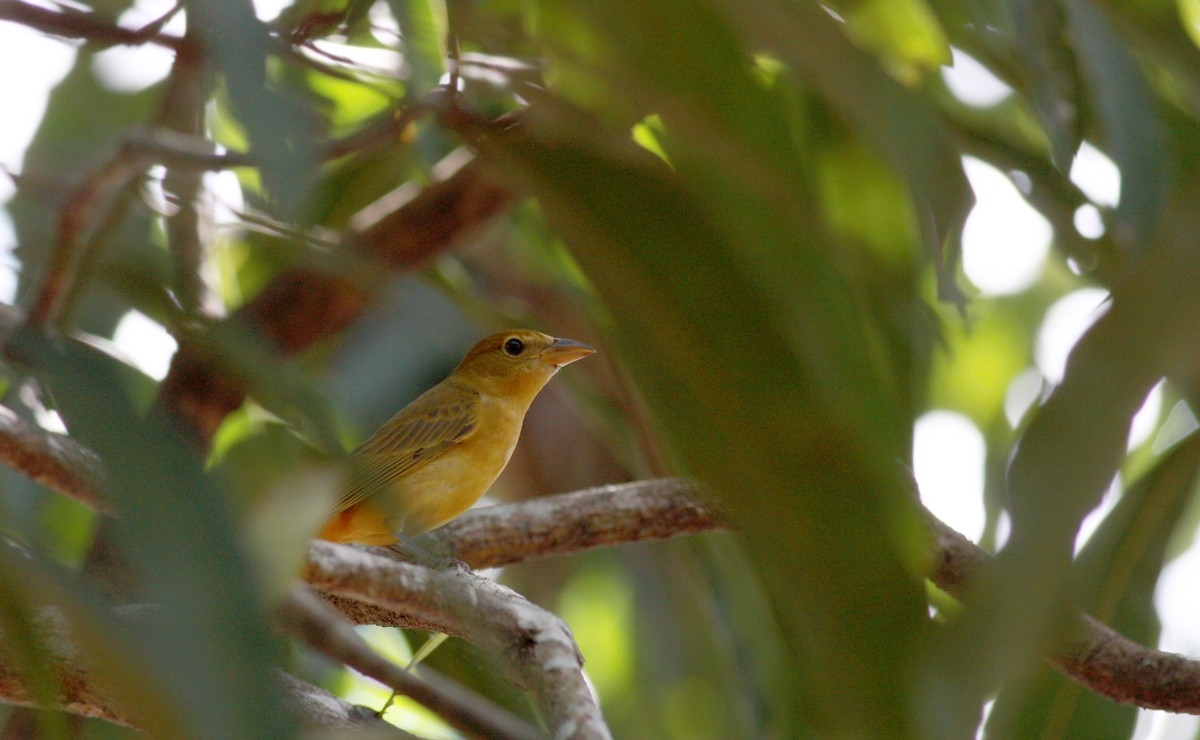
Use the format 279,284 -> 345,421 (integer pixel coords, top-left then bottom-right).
388,0 -> 447,94
834,0 -> 953,84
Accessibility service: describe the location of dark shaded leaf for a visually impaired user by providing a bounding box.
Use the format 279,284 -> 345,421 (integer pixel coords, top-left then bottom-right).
1067,0 -> 1170,260
5,327 -> 292,737
1009,0 -> 1084,170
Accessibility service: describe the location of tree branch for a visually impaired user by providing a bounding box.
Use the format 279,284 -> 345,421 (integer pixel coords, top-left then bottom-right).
0,0 -> 186,49
323,479 -> 1200,717
278,586 -> 543,740
0,404 -> 103,510
305,541 -> 611,739
0,396 -> 1194,723
278,672 -> 411,737
421,478 -> 722,569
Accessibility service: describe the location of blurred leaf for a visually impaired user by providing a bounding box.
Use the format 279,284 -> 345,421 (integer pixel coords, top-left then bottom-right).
242,465 -> 336,602
9,53 -> 161,338
307,141 -> 418,228
0,539 -> 185,737
833,0 -> 953,85
0,571 -> 70,739
388,0 -> 447,94
193,320 -> 345,456
721,1 -> 973,306
474,102 -> 927,735
556,560 -> 634,699
986,433 -> 1200,738
816,138 -> 919,265
305,71 -> 398,132
929,304 -> 1032,423
210,412 -> 348,507
922,201 -> 1200,735
6,327 -> 292,736
1067,0 -> 1170,259
1009,0 -> 1083,170
189,0 -> 319,220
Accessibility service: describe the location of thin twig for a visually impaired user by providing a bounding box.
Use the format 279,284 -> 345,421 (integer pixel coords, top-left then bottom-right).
0,0 -> 186,49
156,147 -> 515,445
279,586 -> 544,740
24,146 -> 153,328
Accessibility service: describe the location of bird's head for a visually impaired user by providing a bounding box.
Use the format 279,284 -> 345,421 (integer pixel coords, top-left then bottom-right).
452,329 -> 595,403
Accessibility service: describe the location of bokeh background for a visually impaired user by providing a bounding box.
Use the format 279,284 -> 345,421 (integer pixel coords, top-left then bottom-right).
2,0 -> 1200,737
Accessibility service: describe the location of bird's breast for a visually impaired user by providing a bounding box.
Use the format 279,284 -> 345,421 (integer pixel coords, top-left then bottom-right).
394,398 -> 524,535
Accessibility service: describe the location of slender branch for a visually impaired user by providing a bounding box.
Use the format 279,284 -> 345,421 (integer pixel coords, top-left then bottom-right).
278,586 -> 543,740
305,541 -> 611,739
157,27 -> 210,319
155,148 -> 515,445
0,404 -> 103,510
0,0 -> 186,49
108,107 -> 419,173
23,146 -> 152,328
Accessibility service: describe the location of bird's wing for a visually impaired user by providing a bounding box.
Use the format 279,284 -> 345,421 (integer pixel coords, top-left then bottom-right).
330,381 -> 480,515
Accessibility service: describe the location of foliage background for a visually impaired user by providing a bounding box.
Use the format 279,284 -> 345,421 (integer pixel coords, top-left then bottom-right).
1,0 -> 1200,737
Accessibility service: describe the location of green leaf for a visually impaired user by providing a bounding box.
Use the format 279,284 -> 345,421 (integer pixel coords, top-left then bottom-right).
189,0 -> 320,219
722,1 -> 973,306
834,0 -> 953,85
474,103 -> 927,736
388,0 -> 447,94
921,201 -> 1200,737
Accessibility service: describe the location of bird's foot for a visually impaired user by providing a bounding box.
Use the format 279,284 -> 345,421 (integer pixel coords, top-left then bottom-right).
385,537 -> 472,573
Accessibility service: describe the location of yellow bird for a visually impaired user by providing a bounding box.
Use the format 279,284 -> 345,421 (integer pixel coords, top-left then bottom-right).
318,330 -> 595,545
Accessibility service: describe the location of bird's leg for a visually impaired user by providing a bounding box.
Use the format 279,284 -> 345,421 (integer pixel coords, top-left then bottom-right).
384,532 -> 437,565
385,533 -> 471,573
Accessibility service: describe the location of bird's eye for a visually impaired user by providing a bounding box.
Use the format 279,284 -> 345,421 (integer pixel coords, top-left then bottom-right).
503,337 -> 525,356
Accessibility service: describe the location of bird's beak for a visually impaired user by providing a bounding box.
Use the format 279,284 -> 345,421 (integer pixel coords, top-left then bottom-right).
543,337 -> 596,368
